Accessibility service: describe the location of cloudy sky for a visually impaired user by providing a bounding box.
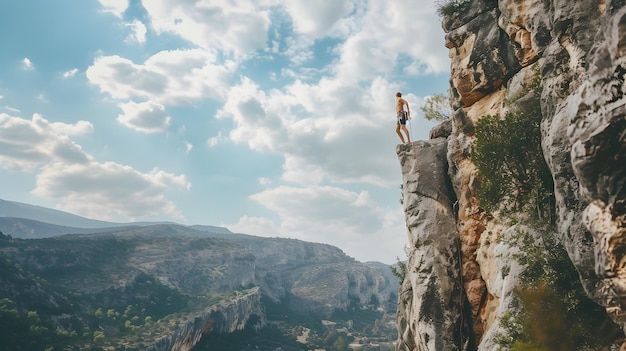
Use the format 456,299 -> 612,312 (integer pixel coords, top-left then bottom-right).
0,0 -> 449,264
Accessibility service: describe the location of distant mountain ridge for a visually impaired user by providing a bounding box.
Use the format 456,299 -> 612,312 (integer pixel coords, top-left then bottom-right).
0,217 -> 139,239
0,198 -> 232,237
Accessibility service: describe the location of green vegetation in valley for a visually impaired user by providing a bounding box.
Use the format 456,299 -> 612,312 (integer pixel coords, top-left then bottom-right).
0,254 -> 84,351
0,230 -> 398,350
192,296 -> 397,351
0,234 -> 243,350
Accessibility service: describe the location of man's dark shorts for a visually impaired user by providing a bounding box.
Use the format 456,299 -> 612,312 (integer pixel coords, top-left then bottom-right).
397,111 -> 407,125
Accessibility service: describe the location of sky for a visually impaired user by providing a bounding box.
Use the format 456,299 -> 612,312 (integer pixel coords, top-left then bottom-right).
0,0 -> 450,264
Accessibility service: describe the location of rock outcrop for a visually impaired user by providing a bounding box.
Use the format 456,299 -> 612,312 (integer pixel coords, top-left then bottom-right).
396,0 -> 626,349
147,288 -> 265,351
396,139 -> 462,351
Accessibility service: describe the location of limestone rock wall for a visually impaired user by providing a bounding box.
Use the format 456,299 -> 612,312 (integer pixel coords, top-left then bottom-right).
397,0 -> 626,349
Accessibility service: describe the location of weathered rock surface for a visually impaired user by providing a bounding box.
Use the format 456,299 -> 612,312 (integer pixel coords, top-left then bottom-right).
563,3 -> 626,323
147,288 -> 265,351
396,0 -> 626,349
396,139 -> 463,351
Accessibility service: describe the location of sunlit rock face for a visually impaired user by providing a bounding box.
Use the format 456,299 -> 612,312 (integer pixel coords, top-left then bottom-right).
396,0 -> 626,349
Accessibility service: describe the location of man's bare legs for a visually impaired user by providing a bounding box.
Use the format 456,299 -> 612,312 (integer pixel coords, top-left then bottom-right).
396,124 -> 410,143
396,124 -> 405,143
402,124 -> 410,143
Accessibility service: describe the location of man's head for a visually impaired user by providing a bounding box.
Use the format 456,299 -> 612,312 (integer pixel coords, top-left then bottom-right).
396,92 -> 402,97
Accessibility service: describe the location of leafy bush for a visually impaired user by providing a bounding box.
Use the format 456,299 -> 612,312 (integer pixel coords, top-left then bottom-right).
472,101 -> 554,221
495,229 -> 622,350
391,246 -> 408,284
390,259 -> 407,284
435,0 -> 471,17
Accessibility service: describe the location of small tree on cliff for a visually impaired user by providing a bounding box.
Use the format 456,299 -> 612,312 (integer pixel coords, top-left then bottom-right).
435,0 -> 471,17
472,101 -> 554,221
421,93 -> 452,122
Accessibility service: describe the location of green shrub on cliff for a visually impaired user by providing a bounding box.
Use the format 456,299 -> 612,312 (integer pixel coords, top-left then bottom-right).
472,102 -> 554,221
494,229 -> 622,350
390,258 -> 407,284
435,0 -> 471,17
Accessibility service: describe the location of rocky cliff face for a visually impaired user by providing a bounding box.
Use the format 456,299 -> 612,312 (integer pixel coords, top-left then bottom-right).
147,288 -> 264,351
396,0 -> 626,349
396,139 -> 463,351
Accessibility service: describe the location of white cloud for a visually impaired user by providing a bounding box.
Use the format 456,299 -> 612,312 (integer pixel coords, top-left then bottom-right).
117,100 -> 171,133
44,116 -> 94,136
215,0 -> 448,189
0,112 -> 189,223
62,68 -> 79,78
207,131 -> 227,147
142,0 -> 272,56
238,185 -> 406,263
227,215 -> 281,237
22,58 -> 34,70
0,113 -> 93,170
252,186 -> 386,234
333,0 -> 448,81
125,19 -> 147,44
281,0 -> 354,38
184,141 -> 193,153
86,49 -> 231,105
275,0 -> 447,76
282,35 -> 315,65
98,0 -> 129,17
218,75 -> 413,187
217,78 -> 287,152
1,106 -> 20,113
32,162 -> 190,222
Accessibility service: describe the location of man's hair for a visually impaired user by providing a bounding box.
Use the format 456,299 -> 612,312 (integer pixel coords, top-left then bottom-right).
396,92 -> 402,97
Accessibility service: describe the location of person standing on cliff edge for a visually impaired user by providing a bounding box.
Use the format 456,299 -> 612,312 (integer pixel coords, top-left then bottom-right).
395,92 -> 411,143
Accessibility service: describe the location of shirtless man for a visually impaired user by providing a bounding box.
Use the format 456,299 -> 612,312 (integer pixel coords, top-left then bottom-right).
395,92 -> 411,143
